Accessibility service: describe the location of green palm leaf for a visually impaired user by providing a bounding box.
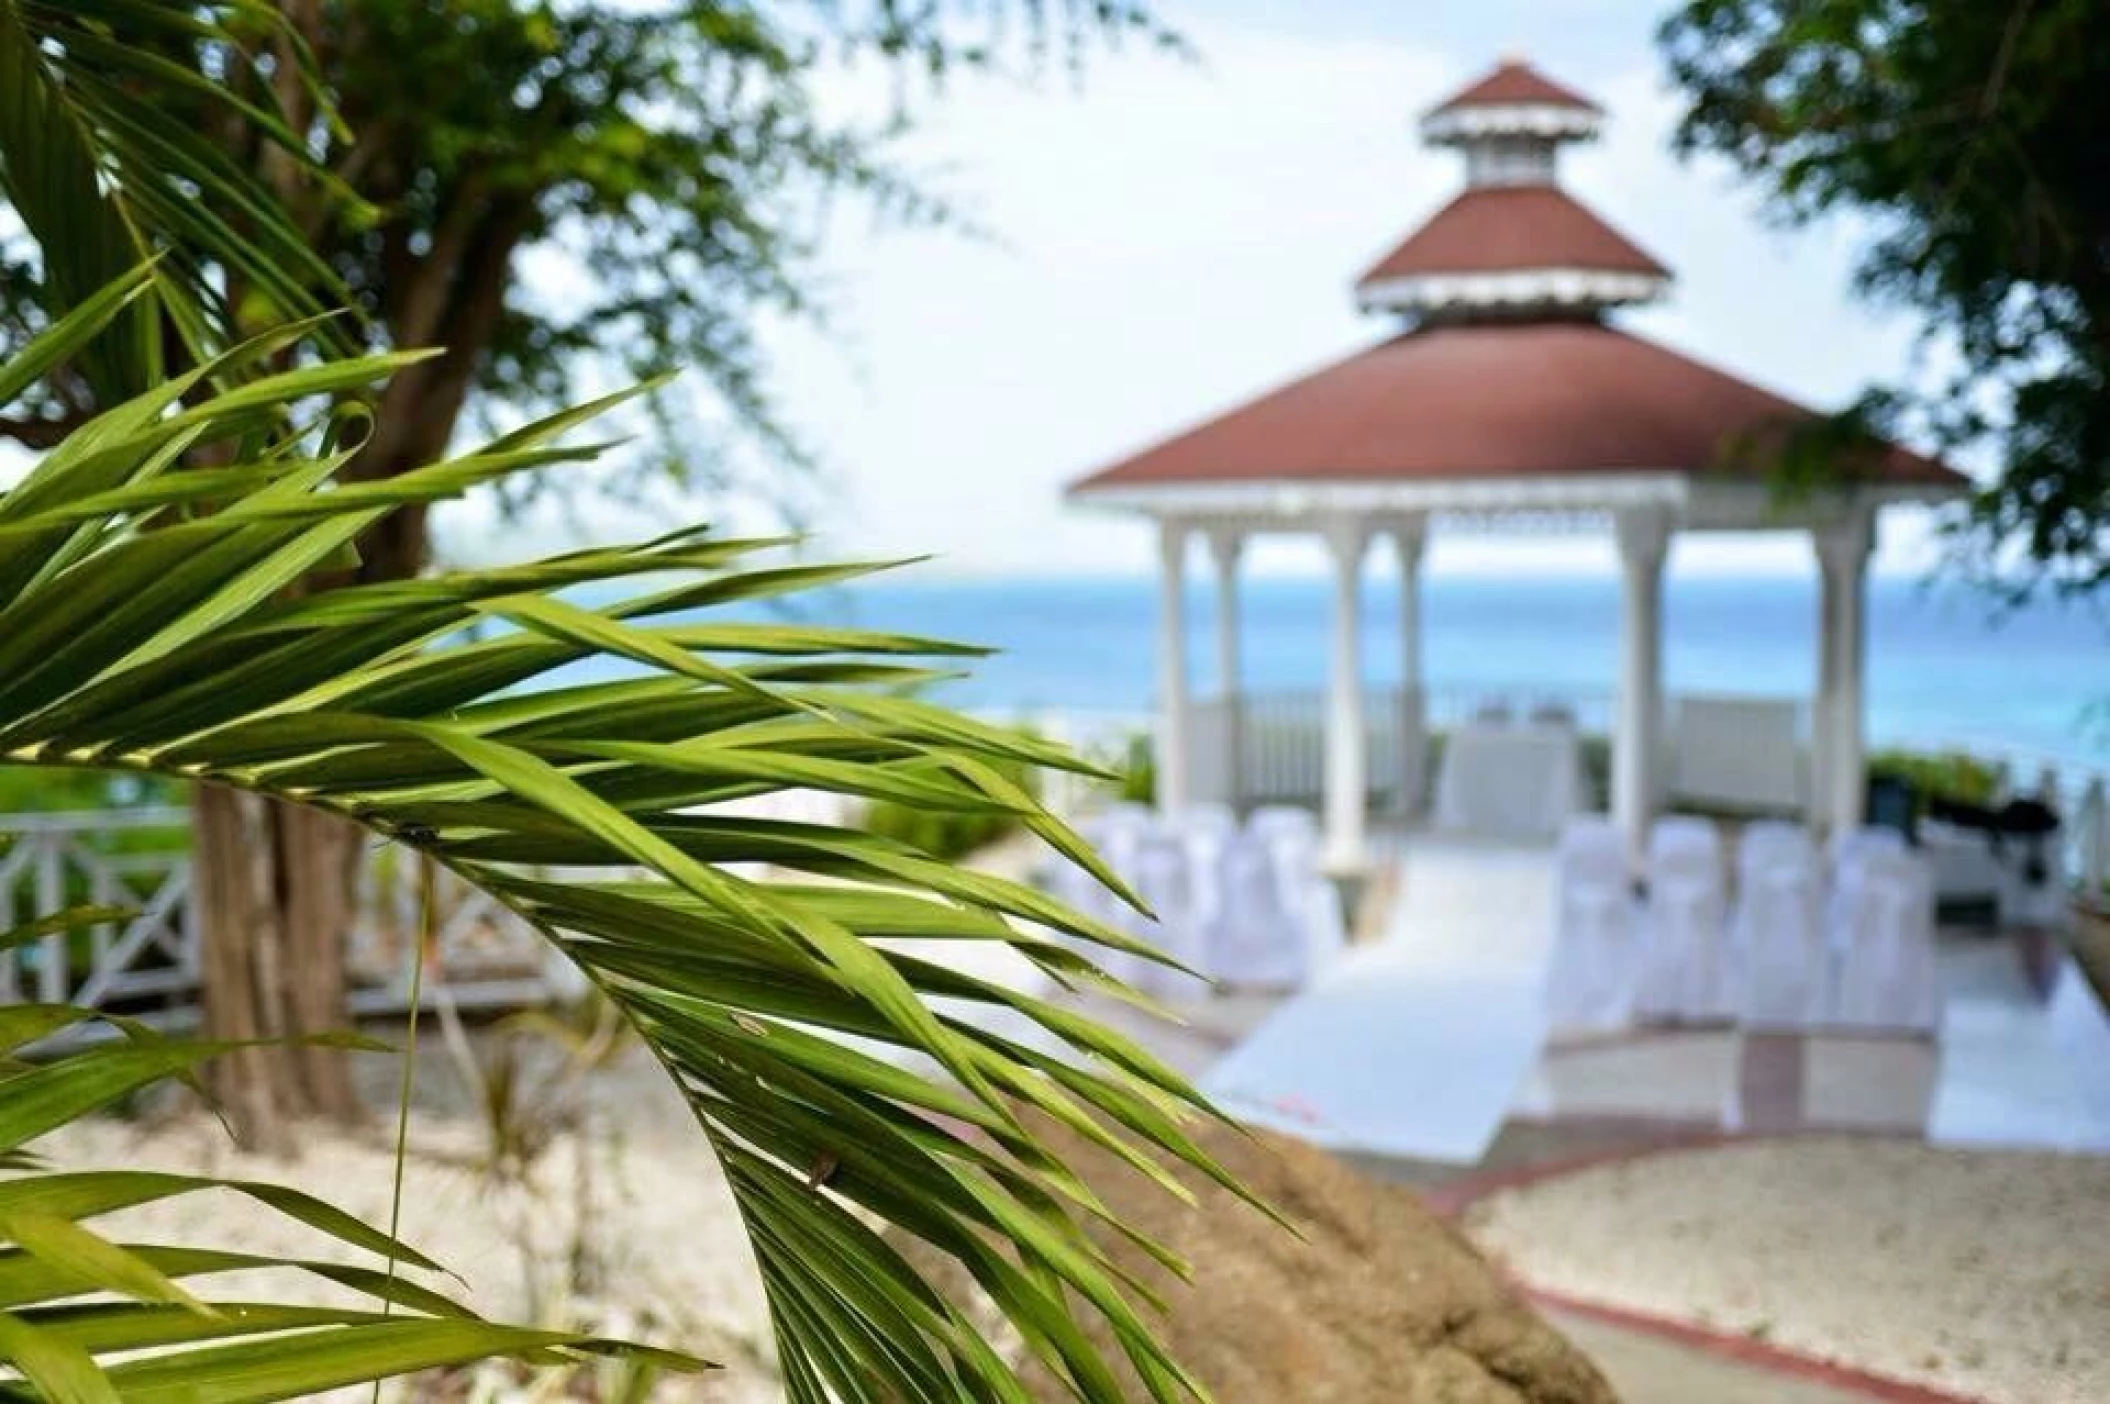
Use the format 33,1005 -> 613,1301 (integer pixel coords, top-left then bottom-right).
0,0 -> 358,403
0,285 -> 1254,1401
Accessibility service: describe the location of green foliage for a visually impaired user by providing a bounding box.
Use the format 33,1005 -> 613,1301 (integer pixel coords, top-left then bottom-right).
0,0 -> 353,424
1110,733 -> 1156,806
1576,732 -> 1608,809
1869,745 -> 2002,810
0,906 -> 711,1401
0,277 -> 1245,1402
1660,0 -> 2110,595
0,1 -> 1183,526
863,744 -> 1041,860
0,766 -> 177,816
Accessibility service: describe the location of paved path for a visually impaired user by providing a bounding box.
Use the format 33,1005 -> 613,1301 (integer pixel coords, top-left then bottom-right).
1549,1310 -> 1886,1403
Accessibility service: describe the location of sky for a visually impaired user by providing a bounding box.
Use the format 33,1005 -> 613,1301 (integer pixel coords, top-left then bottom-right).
481,3 -> 1952,580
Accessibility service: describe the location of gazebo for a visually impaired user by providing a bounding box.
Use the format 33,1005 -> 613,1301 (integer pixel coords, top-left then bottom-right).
1067,58 -> 1967,874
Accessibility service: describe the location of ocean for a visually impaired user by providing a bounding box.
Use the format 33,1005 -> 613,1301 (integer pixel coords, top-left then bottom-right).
737,572 -> 2110,770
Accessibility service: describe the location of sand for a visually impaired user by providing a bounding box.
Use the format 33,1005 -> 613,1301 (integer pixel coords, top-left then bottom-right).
1464,1136 -> 2110,1404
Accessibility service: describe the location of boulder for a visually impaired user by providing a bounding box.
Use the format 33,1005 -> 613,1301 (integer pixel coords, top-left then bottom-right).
901,1117 -> 1618,1403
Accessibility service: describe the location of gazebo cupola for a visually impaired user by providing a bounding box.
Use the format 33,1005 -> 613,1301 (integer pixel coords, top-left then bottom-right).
1356,59 -> 1671,321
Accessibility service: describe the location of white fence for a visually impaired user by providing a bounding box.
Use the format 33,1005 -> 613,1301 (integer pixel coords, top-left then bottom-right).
0,808 -> 563,1023
0,809 -> 198,1009
1189,683 -> 1620,812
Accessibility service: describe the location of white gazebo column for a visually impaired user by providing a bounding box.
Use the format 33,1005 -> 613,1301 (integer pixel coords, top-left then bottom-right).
1206,527 -> 1245,806
1813,507 -> 1875,836
1322,517 -> 1371,873
1391,516 -> 1429,814
1613,508 -> 1671,856
1155,518 -> 1193,815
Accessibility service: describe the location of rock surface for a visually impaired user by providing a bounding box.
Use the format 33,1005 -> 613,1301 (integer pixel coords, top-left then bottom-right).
901,1118 -> 1619,1403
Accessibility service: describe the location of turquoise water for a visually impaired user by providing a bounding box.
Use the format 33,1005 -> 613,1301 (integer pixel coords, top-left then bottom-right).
738,572 -> 2110,767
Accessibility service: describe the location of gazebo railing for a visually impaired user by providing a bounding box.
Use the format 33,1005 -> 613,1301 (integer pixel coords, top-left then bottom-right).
1185,685 -> 2110,893
1191,683 -> 1620,811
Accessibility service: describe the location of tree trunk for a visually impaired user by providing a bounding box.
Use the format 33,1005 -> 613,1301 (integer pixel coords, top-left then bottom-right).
188,194 -> 531,1147
195,785 -> 366,1149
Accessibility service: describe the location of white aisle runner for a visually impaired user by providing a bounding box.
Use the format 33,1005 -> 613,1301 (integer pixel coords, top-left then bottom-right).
1200,839 -> 1554,1163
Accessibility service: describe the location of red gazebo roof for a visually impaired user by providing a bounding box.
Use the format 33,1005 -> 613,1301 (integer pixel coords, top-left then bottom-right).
1358,186 -> 1668,287
1068,56 -> 1962,509
1427,59 -> 1601,117
1070,321 -> 1960,493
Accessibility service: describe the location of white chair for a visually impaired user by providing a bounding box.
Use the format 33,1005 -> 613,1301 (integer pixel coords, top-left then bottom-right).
1737,853 -> 1825,1028
1545,817 -> 1636,1030
1637,817 -> 1730,1022
1102,801 -> 1155,828
1733,822 -> 1821,1028
1123,830 -> 1209,999
1179,802 -> 1237,837
1261,822 -> 1320,911
1209,832 -> 1305,989
1829,850 -> 1938,1032
1738,820 -> 1814,885
1247,805 -> 1318,842
1830,824 -> 1908,874
1559,815 -> 1628,874
1047,851 -> 1113,931
1086,808 -> 1154,901
1170,806 -> 1236,972
1651,816 -> 1724,877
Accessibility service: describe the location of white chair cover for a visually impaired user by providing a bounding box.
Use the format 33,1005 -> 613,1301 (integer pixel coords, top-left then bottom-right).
1651,816 -> 1724,878
1559,815 -> 1628,881
1738,820 -> 1814,886
1262,823 -> 1320,913
1248,805 -> 1318,841
1170,807 -> 1236,971
1124,831 -> 1209,998
1209,833 -> 1306,989
1087,809 -> 1153,900
1102,801 -> 1156,829
1737,854 -> 1825,1028
1179,802 -> 1238,837
1637,817 -> 1730,1021
1547,880 -> 1636,1031
1047,849 -> 1111,929
1830,824 -> 1908,875
1830,850 -> 1939,1032
1545,817 -> 1636,1030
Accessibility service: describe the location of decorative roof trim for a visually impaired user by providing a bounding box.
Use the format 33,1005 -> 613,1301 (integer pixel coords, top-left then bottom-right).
1355,266 -> 1671,314
1068,474 -> 1962,532
1422,103 -> 1601,145
1070,473 -> 1689,519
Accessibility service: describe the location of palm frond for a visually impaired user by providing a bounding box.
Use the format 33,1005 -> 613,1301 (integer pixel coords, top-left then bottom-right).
0,286 -> 1253,1401
0,0 -> 357,404
0,954 -> 713,1402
